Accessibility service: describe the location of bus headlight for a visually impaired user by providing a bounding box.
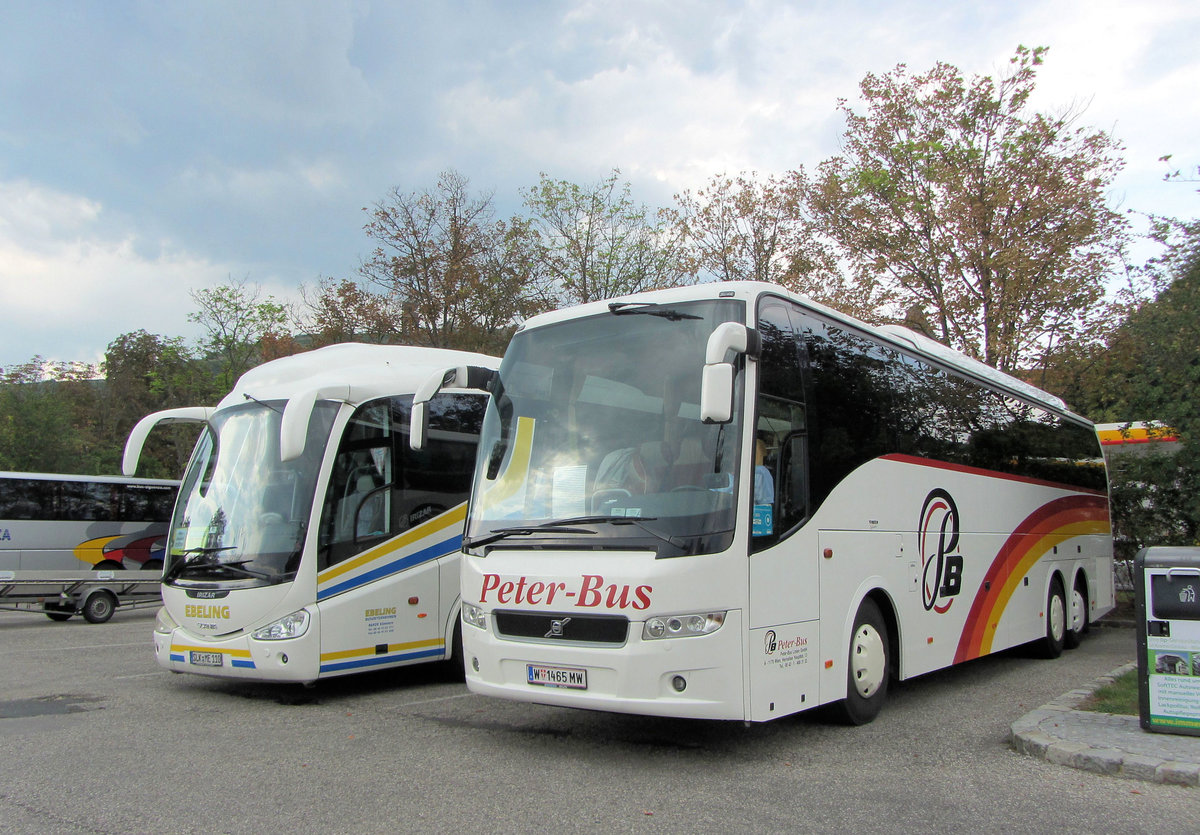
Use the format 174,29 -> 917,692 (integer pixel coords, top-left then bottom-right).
252,610 -> 311,641
642,612 -> 725,640
154,606 -> 178,635
461,602 -> 487,630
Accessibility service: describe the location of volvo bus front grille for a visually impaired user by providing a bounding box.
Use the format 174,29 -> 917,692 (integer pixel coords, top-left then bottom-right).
493,610 -> 629,645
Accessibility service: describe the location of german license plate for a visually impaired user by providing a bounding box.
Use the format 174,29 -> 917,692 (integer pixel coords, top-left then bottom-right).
527,663 -> 587,690
189,650 -> 224,667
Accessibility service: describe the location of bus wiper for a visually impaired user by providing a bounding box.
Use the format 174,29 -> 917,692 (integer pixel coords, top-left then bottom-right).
607,302 -> 702,321
578,515 -> 691,552
202,560 -> 279,582
465,515 -> 688,554
464,518 -> 600,549
163,546 -> 236,582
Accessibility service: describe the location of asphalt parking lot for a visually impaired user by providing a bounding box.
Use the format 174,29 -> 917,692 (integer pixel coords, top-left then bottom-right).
1,608 -> 1197,833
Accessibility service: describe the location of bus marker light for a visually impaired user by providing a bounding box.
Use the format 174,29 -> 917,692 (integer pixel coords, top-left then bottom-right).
671,675 -> 687,692
408,597 -> 419,605
823,548 -> 833,560
825,660 -> 833,669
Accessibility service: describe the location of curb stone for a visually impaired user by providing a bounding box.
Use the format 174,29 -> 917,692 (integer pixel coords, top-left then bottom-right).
1010,661 -> 1200,787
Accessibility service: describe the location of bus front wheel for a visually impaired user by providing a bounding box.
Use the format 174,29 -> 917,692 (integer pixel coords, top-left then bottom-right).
834,598 -> 889,725
82,590 -> 117,624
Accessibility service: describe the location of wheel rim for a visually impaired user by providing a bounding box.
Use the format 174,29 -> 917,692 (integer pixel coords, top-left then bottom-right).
851,622 -> 886,698
1048,592 -> 1065,642
1070,587 -> 1086,633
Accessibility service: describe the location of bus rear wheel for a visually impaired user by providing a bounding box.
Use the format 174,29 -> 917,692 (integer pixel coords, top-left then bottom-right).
1037,578 -> 1067,659
82,590 -> 117,624
834,598 -> 889,725
1064,577 -> 1089,650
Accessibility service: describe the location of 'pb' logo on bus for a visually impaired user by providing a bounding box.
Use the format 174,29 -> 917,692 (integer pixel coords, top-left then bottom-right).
919,489 -> 964,614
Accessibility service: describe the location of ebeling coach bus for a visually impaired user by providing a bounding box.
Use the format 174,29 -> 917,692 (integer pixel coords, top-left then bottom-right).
0,471 -> 177,572
123,344 -> 498,684
414,281 -> 1113,724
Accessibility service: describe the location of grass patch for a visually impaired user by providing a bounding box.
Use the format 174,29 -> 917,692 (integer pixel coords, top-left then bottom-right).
1078,668 -> 1139,715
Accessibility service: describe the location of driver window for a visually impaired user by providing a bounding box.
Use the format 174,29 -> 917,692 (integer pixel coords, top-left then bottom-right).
318,401 -> 394,570
754,300 -> 809,551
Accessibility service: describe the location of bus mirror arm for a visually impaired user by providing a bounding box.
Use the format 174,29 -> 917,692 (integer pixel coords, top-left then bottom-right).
122,407 -> 214,476
700,324 -> 759,424
410,365 -> 497,451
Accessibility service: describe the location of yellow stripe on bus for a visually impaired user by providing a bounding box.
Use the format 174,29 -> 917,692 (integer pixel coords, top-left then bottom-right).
170,644 -> 253,658
320,637 -> 444,662
317,504 -> 467,584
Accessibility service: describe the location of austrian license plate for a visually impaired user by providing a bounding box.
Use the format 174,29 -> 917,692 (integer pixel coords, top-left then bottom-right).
527,663 -> 587,690
189,650 -> 224,667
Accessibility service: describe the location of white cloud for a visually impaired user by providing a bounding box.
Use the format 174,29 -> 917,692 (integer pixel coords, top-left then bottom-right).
0,180 -> 231,366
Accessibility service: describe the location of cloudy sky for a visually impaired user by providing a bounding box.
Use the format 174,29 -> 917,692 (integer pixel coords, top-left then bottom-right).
1,0 -> 1197,369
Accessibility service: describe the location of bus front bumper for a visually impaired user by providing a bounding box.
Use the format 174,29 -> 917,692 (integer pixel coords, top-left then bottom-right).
462,609 -> 746,721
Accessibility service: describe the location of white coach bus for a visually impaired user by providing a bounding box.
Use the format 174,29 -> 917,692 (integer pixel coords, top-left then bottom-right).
124,344 -> 498,683
416,282 -> 1113,723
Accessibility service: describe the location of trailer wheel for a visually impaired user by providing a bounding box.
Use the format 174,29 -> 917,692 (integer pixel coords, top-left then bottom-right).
82,590 -> 118,624
833,597 -> 889,725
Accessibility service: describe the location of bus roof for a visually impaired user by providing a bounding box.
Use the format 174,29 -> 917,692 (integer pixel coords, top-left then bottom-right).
220,343 -> 501,410
515,281 -> 1076,419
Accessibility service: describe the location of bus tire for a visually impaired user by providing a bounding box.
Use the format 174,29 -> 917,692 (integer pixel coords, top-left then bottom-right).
1038,578 -> 1067,659
82,590 -> 118,624
442,619 -> 465,681
833,598 -> 889,725
1064,576 -> 1089,650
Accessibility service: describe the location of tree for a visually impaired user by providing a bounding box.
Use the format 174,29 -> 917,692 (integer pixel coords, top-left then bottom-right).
189,277 -> 295,390
0,358 -> 100,473
524,169 -> 689,305
298,277 -> 406,348
359,170 -> 547,351
667,170 -> 857,312
808,46 -> 1129,372
101,330 -> 209,477
1063,223 -> 1200,556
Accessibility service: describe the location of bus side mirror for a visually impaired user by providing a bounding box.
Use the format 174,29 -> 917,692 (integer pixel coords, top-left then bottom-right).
123,407 -> 213,476
700,323 -> 759,424
410,365 -> 496,450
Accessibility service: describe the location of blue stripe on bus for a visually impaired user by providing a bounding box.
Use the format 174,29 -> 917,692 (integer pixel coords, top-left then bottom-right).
170,653 -> 185,663
231,659 -> 256,669
316,535 -> 463,601
319,646 -> 444,674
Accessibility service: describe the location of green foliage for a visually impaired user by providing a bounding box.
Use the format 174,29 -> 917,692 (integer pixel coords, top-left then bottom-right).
189,277 -> 294,390
524,169 -> 689,304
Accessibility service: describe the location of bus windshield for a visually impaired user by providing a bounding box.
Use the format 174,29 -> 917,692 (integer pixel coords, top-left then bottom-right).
166,400 -> 338,585
466,298 -> 744,557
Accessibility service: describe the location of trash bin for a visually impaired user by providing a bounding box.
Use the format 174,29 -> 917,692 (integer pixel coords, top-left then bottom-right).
1136,546 -> 1200,735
